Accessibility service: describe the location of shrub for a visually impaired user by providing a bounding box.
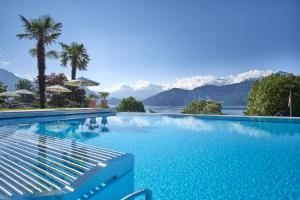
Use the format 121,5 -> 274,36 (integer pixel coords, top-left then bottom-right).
117,96 -> 145,112
246,73 -> 300,116
182,100 -> 222,114
47,95 -> 68,107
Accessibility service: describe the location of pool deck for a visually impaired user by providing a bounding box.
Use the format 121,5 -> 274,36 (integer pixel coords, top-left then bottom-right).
0,108 -> 116,120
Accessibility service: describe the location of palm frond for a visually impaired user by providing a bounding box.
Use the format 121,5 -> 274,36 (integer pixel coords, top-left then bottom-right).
59,42 -> 90,71
19,15 -> 32,33
46,50 -> 59,59
60,42 -> 69,50
44,33 -> 61,44
16,33 -> 34,39
60,52 -> 69,66
52,22 -> 63,32
29,48 -> 37,57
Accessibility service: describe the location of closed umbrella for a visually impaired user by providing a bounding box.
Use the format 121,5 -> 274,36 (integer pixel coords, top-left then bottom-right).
46,85 -> 71,94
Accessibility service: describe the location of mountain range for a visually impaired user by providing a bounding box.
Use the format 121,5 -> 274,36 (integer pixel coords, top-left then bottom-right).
0,68 -> 286,106
143,80 -> 254,106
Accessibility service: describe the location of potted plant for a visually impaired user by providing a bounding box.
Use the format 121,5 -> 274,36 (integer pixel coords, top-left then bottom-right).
87,94 -> 98,108
99,92 -> 109,108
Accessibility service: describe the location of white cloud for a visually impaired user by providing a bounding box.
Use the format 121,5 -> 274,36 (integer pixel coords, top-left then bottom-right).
0,49 -> 11,68
163,75 -> 215,90
132,80 -> 151,90
0,61 -> 10,67
102,80 -> 162,92
162,69 -> 274,90
24,74 -> 35,81
228,69 -> 274,83
89,69 -> 276,99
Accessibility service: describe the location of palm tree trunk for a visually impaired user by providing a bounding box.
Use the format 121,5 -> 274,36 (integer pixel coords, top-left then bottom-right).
71,65 -> 76,80
37,40 -> 46,108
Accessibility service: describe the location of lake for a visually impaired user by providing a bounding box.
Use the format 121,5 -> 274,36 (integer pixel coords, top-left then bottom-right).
145,106 -> 246,115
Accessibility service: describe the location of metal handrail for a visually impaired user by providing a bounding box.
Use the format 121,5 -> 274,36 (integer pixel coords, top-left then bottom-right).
121,189 -> 152,200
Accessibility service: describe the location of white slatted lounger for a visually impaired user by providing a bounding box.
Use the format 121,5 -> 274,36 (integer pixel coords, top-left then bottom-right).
0,128 -> 134,200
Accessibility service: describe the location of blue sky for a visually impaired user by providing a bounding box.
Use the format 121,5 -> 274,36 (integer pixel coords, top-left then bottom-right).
0,0 -> 299,89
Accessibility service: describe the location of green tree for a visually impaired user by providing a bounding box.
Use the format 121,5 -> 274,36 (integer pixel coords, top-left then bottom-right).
117,96 -> 145,112
182,100 -> 222,114
0,81 -> 7,105
15,79 -> 34,91
60,42 -> 90,80
99,91 -> 109,108
246,73 -> 300,116
15,79 -> 35,103
87,94 -> 98,100
17,15 -> 62,108
0,81 -> 7,93
99,92 -> 109,101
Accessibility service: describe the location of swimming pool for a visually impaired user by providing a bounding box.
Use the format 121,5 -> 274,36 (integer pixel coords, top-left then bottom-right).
1,113 -> 300,199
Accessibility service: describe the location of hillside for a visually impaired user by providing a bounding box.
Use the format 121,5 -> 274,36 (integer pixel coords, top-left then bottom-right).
0,68 -> 22,90
144,80 -> 254,106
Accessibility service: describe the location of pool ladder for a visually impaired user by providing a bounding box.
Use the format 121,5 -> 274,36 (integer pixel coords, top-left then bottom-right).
121,189 -> 152,200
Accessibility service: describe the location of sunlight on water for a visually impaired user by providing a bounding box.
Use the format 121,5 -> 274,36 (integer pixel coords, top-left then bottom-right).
6,114 -> 300,199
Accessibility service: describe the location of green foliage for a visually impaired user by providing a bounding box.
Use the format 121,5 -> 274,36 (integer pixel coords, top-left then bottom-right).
60,42 -> 90,80
182,100 -> 222,114
0,81 -> 7,105
17,15 -> 62,108
0,81 -> 7,93
15,79 -> 34,91
117,96 -> 145,112
87,94 -> 98,100
15,79 -> 35,103
47,95 -> 68,107
246,73 -> 300,116
99,91 -> 109,100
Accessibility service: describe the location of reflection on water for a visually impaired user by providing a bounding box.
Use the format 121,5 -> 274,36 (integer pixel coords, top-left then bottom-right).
18,116 -> 112,142
145,106 -> 247,115
5,114 -> 300,143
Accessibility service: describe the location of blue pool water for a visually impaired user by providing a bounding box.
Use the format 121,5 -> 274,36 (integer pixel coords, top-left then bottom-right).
2,113 -> 300,199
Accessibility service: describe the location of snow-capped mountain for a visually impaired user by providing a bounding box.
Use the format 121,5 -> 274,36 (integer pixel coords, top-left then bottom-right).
108,82 -> 163,100
100,69 -> 275,100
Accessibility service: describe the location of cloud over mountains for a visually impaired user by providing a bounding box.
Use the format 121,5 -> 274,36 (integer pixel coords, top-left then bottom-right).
91,69 -> 275,99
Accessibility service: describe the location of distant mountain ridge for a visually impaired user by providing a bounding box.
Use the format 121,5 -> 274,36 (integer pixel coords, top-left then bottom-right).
143,80 -> 254,106
0,68 -> 22,90
109,83 -> 163,100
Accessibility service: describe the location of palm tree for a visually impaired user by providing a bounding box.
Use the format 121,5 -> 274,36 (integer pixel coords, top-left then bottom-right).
17,15 -> 62,108
99,92 -> 109,101
99,91 -> 109,108
60,42 -> 90,80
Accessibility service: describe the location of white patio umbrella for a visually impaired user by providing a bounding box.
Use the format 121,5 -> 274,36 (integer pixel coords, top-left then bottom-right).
46,85 -> 71,94
14,89 -> 36,95
64,77 -> 100,88
64,77 -> 100,107
0,91 -> 21,97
